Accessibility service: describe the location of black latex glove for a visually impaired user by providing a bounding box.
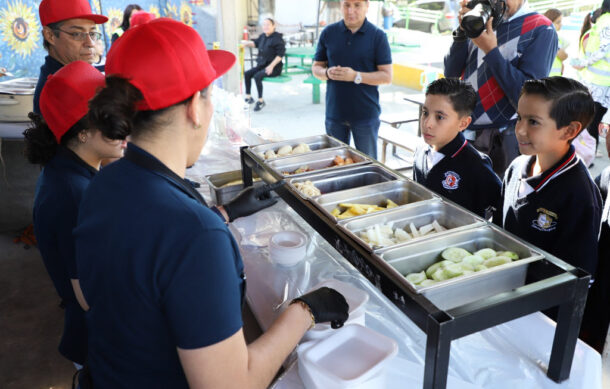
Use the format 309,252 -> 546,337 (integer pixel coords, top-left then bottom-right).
224,181 -> 283,222
292,287 -> 349,329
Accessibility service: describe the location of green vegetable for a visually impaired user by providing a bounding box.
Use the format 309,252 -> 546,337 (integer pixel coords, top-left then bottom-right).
442,263 -> 464,278
474,264 -> 488,272
484,256 -> 512,268
441,247 -> 471,262
462,255 -> 484,267
432,268 -> 447,281
419,279 -> 437,287
497,251 -> 519,260
405,271 -> 427,285
425,260 -> 453,277
474,248 -> 496,260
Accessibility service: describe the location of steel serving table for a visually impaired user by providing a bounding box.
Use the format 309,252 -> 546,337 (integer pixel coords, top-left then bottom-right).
239,145 -> 590,389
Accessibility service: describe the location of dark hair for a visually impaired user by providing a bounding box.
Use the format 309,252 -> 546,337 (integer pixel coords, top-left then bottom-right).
425,78 -> 477,117
520,77 -> 595,136
43,21 -> 63,51
88,76 -> 209,141
23,112 -> 86,165
543,8 -> 562,23
581,8 -> 603,45
120,4 -> 142,32
265,18 -> 275,26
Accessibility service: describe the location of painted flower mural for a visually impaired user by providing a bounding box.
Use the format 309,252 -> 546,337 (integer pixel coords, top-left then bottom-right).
180,2 -> 192,26
0,0 -> 39,58
148,5 -> 160,19
107,7 -> 123,35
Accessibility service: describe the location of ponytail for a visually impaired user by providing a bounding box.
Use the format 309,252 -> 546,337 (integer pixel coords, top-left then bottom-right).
88,76 -> 140,141
89,75 -> 210,141
23,112 -> 84,165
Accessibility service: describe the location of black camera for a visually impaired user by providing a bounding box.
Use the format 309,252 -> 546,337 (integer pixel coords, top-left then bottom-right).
453,0 -> 507,42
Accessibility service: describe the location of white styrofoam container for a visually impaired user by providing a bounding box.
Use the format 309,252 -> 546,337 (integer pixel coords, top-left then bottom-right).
298,324 -> 398,389
303,279 -> 369,341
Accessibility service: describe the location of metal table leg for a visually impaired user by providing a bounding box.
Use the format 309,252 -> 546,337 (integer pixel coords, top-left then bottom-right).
547,269 -> 590,382
423,313 -> 453,389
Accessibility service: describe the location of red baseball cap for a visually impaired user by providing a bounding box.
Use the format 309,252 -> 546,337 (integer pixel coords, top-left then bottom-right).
105,18 -> 236,111
39,0 -> 108,26
40,61 -> 105,143
130,11 -> 155,28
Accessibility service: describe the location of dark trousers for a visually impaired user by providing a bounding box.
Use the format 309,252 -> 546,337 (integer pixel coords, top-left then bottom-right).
325,118 -> 380,159
244,63 -> 283,99
587,101 -> 607,148
471,124 -> 520,176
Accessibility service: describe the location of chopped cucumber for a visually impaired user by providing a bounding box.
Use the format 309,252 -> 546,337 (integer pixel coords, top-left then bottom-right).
484,256 -> 512,268
431,268 -> 447,281
405,271 -> 427,285
474,264 -> 488,272
474,248 -> 496,260
442,263 -> 464,278
419,279 -> 437,287
462,255 -> 484,267
425,260 -> 453,277
497,251 -> 519,260
441,247 -> 471,262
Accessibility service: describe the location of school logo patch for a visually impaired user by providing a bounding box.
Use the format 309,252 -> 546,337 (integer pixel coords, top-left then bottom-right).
532,208 -> 558,232
442,171 -> 461,190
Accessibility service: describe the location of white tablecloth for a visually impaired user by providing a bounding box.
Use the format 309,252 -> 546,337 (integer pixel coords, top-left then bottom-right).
186,131 -> 602,389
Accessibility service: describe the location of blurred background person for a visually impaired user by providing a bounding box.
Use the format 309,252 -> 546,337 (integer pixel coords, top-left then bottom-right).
111,3 -> 141,44
129,10 -> 156,28
544,8 -> 568,76
573,1 -> 610,156
241,17 -> 286,112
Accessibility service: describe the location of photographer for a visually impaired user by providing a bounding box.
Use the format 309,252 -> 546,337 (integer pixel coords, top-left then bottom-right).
444,0 -> 558,175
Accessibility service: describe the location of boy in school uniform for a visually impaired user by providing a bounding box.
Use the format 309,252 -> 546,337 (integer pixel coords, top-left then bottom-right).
413,78 -> 502,218
499,77 -> 602,277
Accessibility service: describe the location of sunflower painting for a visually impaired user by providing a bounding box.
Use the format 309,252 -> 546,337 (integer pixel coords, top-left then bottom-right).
165,3 -> 178,20
180,2 -> 192,26
0,0 -> 39,58
149,5 -> 161,19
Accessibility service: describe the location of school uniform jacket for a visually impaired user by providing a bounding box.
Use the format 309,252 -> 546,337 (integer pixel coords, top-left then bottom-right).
501,146 -> 603,276
413,132 -> 502,218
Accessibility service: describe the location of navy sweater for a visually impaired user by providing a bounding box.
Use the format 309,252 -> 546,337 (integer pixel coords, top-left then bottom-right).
444,11 -> 558,130
500,147 -> 602,276
413,132 -> 502,218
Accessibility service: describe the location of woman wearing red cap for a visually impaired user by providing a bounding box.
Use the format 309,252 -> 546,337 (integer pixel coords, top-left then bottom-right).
74,19 -> 348,388
23,61 -> 125,368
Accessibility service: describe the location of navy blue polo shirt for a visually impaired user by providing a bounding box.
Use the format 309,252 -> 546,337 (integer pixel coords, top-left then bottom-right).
500,146 -> 602,276
315,19 -> 392,123
33,145 -> 97,364
34,55 -> 63,114
74,144 -> 244,388
413,132 -> 502,218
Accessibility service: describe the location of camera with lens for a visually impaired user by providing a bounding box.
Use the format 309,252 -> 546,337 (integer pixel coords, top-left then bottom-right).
453,0 -> 507,42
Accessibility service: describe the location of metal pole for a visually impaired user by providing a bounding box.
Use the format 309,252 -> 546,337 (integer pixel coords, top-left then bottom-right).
315,0 -> 322,42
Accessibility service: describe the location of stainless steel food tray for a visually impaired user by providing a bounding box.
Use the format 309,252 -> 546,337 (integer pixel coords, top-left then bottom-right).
205,170 -> 263,205
265,147 -> 371,178
287,164 -> 403,200
339,200 -> 486,252
378,225 -> 544,310
314,180 -> 439,221
249,134 -> 346,161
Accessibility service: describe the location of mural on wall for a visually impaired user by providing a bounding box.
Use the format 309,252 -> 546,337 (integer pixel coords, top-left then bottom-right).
0,0 -> 217,78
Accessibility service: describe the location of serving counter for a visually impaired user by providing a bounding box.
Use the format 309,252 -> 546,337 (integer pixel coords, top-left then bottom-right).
186,131 -> 602,389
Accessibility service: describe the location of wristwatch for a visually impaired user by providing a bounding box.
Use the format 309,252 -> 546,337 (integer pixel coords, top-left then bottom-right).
354,71 -> 362,84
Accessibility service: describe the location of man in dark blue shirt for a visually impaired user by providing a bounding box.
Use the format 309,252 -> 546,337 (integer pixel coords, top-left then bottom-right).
34,0 -> 107,114
313,0 -> 392,159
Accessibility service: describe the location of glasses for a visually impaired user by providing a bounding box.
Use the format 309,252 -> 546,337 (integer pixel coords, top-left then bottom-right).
55,29 -> 102,42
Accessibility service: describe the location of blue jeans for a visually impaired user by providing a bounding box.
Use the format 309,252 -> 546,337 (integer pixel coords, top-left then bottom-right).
325,118 -> 380,159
